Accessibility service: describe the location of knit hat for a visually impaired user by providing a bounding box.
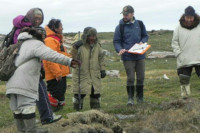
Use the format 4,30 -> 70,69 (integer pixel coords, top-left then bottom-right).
184,6 -> 196,16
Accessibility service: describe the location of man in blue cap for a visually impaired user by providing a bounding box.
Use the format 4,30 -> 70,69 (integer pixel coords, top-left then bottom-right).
113,5 -> 148,106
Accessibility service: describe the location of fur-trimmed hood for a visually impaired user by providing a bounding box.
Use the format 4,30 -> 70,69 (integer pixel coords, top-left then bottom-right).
81,27 -> 98,44
179,14 -> 200,29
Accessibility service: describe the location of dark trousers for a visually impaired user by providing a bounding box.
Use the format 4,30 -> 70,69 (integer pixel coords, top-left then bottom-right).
123,59 -> 145,86
36,78 -> 53,122
177,65 -> 200,77
47,76 -> 67,101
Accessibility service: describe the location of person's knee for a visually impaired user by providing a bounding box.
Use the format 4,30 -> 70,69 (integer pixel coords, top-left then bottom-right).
20,106 -> 36,119
179,74 -> 190,85
127,76 -> 135,86
136,79 -> 144,86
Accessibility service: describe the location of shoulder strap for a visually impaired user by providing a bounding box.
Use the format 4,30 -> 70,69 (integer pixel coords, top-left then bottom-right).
119,24 -> 124,43
119,20 -> 144,44
137,20 -> 144,35
2,27 -> 17,48
15,38 -> 33,66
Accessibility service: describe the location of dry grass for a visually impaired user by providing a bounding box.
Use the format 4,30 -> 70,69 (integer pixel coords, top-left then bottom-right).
62,110 -> 123,133
122,98 -> 200,133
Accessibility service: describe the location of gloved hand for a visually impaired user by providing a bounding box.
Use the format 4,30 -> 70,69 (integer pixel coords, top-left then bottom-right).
73,40 -> 83,49
100,70 -> 106,78
70,59 -> 81,68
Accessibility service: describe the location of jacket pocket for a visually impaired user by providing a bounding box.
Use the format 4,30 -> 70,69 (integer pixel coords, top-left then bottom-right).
177,53 -> 185,64
97,73 -> 101,79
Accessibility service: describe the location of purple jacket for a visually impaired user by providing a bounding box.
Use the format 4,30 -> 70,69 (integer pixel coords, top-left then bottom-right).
13,15 -> 32,44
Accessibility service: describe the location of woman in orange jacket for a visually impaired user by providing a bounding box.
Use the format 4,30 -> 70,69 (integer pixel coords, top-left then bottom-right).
43,19 -> 70,111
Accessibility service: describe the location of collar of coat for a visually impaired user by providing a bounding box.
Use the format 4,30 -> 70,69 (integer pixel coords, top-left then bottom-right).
179,14 -> 200,30
120,17 -> 136,25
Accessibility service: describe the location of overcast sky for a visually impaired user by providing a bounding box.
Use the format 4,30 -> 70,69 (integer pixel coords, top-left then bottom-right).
0,0 -> 199,34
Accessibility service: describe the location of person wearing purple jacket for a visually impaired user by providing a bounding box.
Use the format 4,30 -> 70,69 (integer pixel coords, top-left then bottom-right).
13,8 -> 43,44
12,8 -> 62,131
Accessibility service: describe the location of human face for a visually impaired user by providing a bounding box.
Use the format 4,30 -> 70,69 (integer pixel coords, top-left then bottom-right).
34,15 -> 42,27
123,13 -> 134,22
184,16 -> 195,26
87,35 -> 96,45
55,23 -> 63,34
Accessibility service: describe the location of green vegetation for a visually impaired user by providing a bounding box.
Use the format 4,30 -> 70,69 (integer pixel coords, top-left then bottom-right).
1,31 -> 200,133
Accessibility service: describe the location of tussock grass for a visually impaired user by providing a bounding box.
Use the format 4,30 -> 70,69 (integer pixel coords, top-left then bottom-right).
1,31 -> 200,133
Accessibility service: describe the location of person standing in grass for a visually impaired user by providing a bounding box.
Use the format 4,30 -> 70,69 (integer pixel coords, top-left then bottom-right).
70,27 -> 106,111
171,6 -> 200,99
6,27 -> 79,133
12,8 -> 62,126
43,19 -> 71,111
113,5 -> 148,106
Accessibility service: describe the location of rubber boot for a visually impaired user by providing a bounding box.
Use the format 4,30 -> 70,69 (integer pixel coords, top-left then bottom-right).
14,119 -> 25,133
127,86 -> 134,106
181,84 -> 191,99
179,74 -> 190,99
73,97 -> 83,111
23,117 -> 49,133
90,97 -> 101,109
136,85 -> 144,103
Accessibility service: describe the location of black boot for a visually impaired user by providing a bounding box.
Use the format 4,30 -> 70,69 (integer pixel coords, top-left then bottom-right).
126,86 -> 134,106
73,95 -> 84,111
73,102 -> 83,111
90,97 -> 101,109
136,85 -> 144,103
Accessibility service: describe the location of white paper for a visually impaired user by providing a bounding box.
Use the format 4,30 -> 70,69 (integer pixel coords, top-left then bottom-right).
128,43 -> 148,53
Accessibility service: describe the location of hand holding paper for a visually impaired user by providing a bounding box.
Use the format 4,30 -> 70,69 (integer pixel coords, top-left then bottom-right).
126,43 -> 151,55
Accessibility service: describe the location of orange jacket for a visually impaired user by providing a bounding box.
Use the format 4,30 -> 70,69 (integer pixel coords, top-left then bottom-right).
43,26 -> 71,81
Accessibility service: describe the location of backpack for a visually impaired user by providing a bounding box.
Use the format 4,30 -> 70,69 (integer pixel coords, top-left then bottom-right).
0,39 -> 27,81
2,27 -> 17,47
119,20 -> 144,42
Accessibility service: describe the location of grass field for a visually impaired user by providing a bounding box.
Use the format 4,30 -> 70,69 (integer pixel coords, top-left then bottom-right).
1,31 -> 200,132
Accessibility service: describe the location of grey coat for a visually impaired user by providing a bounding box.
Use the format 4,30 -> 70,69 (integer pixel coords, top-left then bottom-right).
6,32 -> 72,100
171,24 -> 200,69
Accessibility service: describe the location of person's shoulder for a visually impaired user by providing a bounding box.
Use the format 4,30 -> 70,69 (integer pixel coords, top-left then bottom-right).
175,24 -> 181,30
45,36 -> 57,41
44,37 -> 60,45
137,20 -> 144,25
115,19 -> 124,27
27,39 -> 44,46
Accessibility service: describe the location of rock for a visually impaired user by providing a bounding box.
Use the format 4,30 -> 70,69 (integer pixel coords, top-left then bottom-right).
163,74 -> 169,80
0,35 -> 5,41
66,74 -> 72,78
100,40 -> 112,44
149,30 -> 173,36
63,36 -> 74,44
148,51 -> 175,59
103,50 -> 111,56
106,70 -> 120,78
63,43 -> 72,49
115,114 -> 136,120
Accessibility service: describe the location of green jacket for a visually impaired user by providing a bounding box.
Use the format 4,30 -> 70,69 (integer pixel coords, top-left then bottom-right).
71,42 -> 105,94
